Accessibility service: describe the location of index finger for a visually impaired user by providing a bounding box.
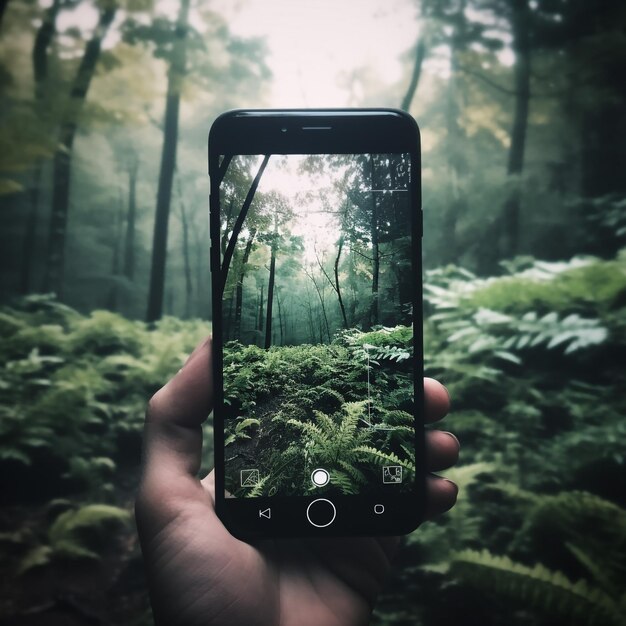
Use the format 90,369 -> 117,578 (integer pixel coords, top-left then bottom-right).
141,336 -> 214,480
424,377 -> 450,423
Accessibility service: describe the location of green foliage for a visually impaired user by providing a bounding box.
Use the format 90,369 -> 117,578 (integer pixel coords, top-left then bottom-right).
19,504 -> 131,574
0,298 -> 210,497
373,252 -> 626,626
287,403 -> 373,495
222,338 -> 416,497
224,417 -> 260,446
450,550 -> 623,626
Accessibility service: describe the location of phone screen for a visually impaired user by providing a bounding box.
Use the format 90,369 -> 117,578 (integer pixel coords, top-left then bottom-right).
216,152 -> 416,501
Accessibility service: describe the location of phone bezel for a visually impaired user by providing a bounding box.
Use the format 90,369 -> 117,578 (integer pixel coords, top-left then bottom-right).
208,109 -> 424,538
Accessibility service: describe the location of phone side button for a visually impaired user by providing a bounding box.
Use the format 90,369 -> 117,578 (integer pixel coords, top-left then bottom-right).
306,498 -> 336,528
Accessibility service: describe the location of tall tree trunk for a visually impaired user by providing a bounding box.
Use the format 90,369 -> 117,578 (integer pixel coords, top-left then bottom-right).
22,0 -> 56,292
440,6 -> 468,266
123,156 -> 139,280
23,0 -> 62,293
306,299 -> 315,343
305,268 -> 331,343
502,0 -> 531,257
314,237 -> 348,329
347,249 -> 358,325
21,166 -> 42,294
369,155 -> 380,327
264,239 -> 276,349
0,0 -> 10,31
32,0 -> 60,100
43,5 -> 116,296
180,196 -> 192,319
107,191 -> 125,311
146,0 -> 190,322
234,228 -> 256,339
400,39 -> 426,112
333,236 -> 348,328
257,284 -> 264,343
220,154 -> 270,297
276,290 -> 284,345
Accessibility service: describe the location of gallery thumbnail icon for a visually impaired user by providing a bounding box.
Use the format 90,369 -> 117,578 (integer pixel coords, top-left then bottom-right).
382,465 -> 402,484
241,468 -> 260,487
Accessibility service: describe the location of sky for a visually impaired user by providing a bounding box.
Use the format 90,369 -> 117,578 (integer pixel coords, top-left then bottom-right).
214,0 -> 420,107
242,154 -> 341,265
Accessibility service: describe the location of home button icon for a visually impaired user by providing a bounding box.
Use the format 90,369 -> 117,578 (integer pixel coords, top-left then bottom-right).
306,498 -> 336,528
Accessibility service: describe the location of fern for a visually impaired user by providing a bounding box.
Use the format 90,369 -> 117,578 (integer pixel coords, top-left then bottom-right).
248,475 -> 270,497
19,504 -> 131,574
450,550 -> 623,626
287,417 -> 329,446
354,446 -> 415,473
225,417 -> 260,446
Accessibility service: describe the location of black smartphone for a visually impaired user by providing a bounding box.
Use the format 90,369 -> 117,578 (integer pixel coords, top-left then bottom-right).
208,109 -> 424,538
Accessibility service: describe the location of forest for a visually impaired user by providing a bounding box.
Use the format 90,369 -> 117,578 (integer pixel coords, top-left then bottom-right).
1,0 -> 625,624
218,153 -> 418,498
219,153 -> 413,346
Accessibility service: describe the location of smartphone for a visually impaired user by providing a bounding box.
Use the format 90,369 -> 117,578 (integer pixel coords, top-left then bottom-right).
208,109 -> 424,538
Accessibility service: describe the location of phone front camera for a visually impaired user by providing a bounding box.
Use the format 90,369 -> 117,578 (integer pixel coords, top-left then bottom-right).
281,127 -> 287,133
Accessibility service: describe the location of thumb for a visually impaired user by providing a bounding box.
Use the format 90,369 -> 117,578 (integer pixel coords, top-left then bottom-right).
140,336 -> 214,487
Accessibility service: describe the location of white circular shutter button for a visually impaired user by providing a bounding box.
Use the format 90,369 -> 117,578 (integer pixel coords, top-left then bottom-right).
311,468 -> 330,487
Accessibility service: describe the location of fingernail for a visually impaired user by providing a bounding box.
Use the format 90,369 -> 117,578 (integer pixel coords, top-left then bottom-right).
442,431 -> 460,449
444,479 -> 459,497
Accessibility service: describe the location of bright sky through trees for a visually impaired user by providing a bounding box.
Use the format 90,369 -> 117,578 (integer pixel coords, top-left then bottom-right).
214,0 -> 420,106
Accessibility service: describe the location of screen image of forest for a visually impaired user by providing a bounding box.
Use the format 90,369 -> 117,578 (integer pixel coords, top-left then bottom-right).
217,153 -> 418,498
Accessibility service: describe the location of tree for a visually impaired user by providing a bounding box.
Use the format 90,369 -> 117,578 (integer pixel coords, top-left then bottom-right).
400,38 -> 427,113
220,155 -> 270,298
107,186 -> 125,310
233,228 -> 256,339
20,0 -> 64,294
145,0 -> 190,323
501,0 -> 531,256
43,1 -> 117,296
175,174 -> 193,318
123,153 -> 139,281
257,192 -> 293,349
264,224 -> 277,349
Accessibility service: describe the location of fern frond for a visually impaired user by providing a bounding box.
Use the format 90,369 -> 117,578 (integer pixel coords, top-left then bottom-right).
330,470 -> 357,495
565,542 -> 618,598
354,446 -> 415,472
451,550 -> 622,626
287,418 -> 328,445
49,504 -> 130,546
338,459 -> 367,485
248,475 -> 269,497
312,410 -> 337,436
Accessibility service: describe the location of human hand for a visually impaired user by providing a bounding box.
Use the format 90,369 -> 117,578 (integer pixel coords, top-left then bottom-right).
136,337 -> 459,626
